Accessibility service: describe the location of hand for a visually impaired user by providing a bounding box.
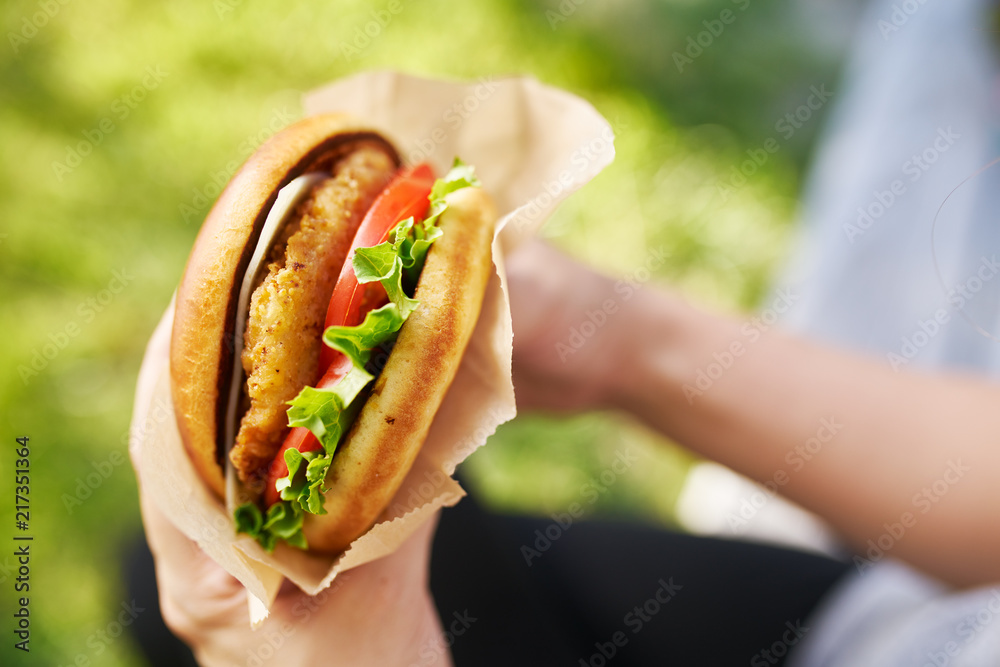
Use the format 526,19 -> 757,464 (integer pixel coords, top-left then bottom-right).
137,493 -> 446,666
507,240 -> 637,413
130,310 -> 450,667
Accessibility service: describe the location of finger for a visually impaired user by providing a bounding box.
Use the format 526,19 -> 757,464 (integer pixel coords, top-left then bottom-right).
266,513 -> 446,666
137,486 -> 245,639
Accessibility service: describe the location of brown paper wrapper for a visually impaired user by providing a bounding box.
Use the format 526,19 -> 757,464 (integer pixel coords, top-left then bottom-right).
130,71 -> 614,623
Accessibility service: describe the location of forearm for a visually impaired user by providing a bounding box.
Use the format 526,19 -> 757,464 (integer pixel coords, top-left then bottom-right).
613,288 -> 1000,586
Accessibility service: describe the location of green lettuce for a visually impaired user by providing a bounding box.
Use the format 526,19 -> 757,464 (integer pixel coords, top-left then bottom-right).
234,500 -> 306,552
323,301 -> 408,367
275,448 -> 330,515
286,367 -> 372,449
353,243 -> 420,319
235,159 -> 479,552
355,158 -> 480,291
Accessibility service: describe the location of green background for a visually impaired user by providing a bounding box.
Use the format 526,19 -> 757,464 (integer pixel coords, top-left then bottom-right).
0,0 -> 845,663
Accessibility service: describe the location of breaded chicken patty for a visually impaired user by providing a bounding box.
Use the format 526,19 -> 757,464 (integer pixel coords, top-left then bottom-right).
230,145 -> 395,486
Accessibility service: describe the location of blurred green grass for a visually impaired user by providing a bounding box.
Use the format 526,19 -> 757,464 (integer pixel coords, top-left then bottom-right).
0,0 -> 841,664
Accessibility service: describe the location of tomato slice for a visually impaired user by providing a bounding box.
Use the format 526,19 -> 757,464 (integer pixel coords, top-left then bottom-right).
263,355 -> 351,506
264,163 -> 435,507
318,163 -> 435,369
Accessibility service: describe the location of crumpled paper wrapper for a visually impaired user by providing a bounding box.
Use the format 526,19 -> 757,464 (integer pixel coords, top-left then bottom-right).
130,70 -> 614,622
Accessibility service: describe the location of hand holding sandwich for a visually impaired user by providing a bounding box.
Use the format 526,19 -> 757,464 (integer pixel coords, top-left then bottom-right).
130,112 -> 497,663
134,439 -> 447,667
129,187 -> 454,664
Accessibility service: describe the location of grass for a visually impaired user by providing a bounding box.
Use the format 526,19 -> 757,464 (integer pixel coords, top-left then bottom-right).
0,0 -> 838,663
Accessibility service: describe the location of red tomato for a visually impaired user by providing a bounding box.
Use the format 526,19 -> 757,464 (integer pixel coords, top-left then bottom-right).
263,354 -> 352,506
318,163 -> 434,369
264,163 -> 435,507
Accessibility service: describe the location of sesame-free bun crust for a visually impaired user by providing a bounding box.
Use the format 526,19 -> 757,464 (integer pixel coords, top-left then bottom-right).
170,114 -> 400,499
302,186 -> 496,554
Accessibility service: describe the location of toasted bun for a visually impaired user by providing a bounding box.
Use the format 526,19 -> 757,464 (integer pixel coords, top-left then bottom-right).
303,186 -> 496,554
171,114 -> 400,499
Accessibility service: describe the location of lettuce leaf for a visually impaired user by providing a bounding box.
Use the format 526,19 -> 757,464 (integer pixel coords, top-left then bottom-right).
286,367 -> 372,449
234,500 -> 307,552
353,243 -> 420,319
430,158 -> 480,206
275,448 -> 330,515
280,375 -> 367,515
354,159 -> 480,292
323,303 -> 406,368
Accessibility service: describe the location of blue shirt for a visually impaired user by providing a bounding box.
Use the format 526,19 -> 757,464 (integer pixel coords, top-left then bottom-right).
783,0 -> 1000,664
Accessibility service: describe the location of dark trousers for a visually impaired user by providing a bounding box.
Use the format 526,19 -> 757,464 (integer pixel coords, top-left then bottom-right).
430,495 -> 850,667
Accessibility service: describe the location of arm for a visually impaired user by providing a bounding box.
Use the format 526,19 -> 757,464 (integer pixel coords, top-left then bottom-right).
509,241 -> 1000,587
